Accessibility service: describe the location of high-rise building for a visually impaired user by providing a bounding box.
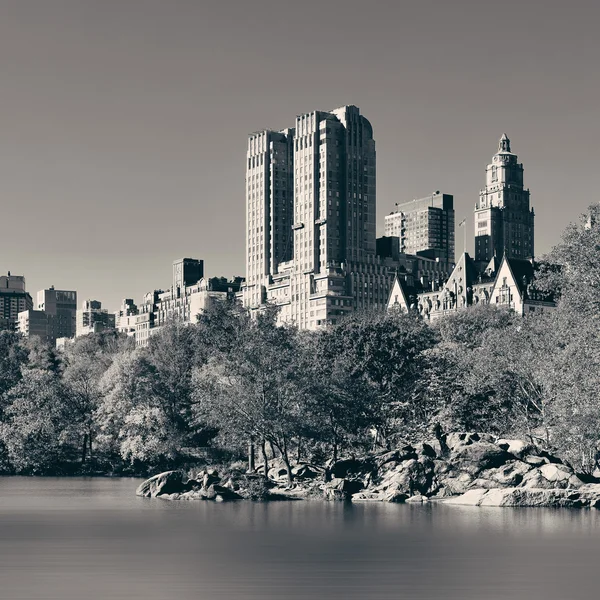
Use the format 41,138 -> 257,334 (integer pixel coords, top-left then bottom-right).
0,273 -> 33,331
76,300 -> 116,337
243,105 -> 393,329
384,192 -> 455,262
37,287 -> 77,340
474,134 -> 534,262
19,286 -> 77,344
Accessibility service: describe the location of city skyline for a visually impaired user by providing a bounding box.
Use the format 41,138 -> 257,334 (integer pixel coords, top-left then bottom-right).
1,1 -> 598,311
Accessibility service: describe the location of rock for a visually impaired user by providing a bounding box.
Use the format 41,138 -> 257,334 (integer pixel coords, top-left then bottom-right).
483,461 -> 533,487
440,472 -> 474,495
524,455 -> 548,466
268,466 -> 289,481
406,494 -> 428,503
352,492 -> 386,503
203,471 -> 221,488
324,478 -> 363,501
445,432 -> 495,451
446,487 -> 591,508
451,442 -> 511,474
469,478 -> 500,490
413,442 -> 437,459
495,439 -> 536,458
519,469 -> 557,490
374,457 -> 435,497
291,464 -> 321,479
329,457 -> 375,480
385,490 -> 409,503
445,489 -> 487,506
204,484 -> 242,501
136,471 -> 184,498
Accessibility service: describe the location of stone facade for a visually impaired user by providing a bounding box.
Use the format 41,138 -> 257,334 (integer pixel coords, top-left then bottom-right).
474,134 -> 535,262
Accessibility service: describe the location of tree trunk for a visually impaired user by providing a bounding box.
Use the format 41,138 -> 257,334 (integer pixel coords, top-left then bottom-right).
281,450 -> 293,487
81,433 -> 88,464
88,431 -> 93,463
261,439 -> 269,482
248,439 -> 255,473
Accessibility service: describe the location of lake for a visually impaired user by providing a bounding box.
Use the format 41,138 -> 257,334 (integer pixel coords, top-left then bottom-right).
0,477 -> 598,599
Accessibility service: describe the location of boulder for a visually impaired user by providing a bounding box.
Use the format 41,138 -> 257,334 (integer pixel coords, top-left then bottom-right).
351,492 -> 387,503
324,478 -> 363,501
413,442 -> 437,459
291,464 -> 322,479
482,461 -> 533,487
374,457 -> 435,497
451,442 -> 511,474
329,457 -> 375,480
445,432 -> 495,451
268,466 -> 290,481
203,484 -> 242,501
406,494 -> 428,503
440,472 -> 474,495
495,439 -> 536,458
447,487 -> 589,508
523,455 -> 548,467
445,488 -> 487,506
136,471 -> 184,498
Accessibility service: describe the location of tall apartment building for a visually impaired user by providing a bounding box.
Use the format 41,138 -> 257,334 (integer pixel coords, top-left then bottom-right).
76,300 -> 116,337
384,192 -> 455,262
243,105 -> 394,329
0,273 -> 33,331
474,134 -> 534,262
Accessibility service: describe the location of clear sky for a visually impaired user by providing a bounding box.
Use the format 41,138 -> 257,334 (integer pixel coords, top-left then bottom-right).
1,0 -> 598,311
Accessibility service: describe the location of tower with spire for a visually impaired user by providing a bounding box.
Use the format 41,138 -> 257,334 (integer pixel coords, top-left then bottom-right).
474,134 -> 534,263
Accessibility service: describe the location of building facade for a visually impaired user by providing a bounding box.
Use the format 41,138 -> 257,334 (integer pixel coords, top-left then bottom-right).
474,134 -> 534,262
388,253 -> 555,319
0,273 -> 33,331
385,192 -> 455,262
243,105 -> 396,329
133,258 -> 243,347
76,300 -> 116,337
18,286 -> 77,344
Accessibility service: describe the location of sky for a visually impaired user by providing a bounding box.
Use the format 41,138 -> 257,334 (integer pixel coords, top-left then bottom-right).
1,0 -> 599,311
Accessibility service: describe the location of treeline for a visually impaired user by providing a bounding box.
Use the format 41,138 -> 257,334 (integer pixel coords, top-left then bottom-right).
1,205 -> 600,476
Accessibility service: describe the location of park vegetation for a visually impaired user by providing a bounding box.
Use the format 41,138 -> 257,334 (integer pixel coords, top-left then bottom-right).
1,205 -> 600,477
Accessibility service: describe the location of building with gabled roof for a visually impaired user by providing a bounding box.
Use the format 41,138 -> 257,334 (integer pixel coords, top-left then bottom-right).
387,253 -> 555,319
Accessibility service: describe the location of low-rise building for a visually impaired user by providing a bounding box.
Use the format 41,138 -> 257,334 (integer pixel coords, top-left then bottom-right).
387,253 -> 556,319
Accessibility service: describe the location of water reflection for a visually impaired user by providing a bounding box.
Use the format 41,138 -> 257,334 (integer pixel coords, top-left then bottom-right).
0,478 -> 598,599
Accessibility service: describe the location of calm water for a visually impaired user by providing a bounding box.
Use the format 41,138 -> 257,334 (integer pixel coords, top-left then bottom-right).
0,478 -> 599,599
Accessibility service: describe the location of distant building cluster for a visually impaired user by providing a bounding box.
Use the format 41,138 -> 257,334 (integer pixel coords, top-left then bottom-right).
1,105 -> 555,345
241,105 -> 549,328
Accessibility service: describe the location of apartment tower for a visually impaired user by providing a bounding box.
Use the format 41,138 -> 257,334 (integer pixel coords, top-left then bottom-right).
474,134 -> 534,262
243,105 -> 392,329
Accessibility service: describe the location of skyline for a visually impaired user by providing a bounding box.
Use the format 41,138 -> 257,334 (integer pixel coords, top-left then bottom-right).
2,0 -> 599,311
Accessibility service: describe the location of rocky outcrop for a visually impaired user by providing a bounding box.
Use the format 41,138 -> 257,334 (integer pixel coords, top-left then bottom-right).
136,469 -> 242,501
135,432 -> 600,508
445,485 -> 600,508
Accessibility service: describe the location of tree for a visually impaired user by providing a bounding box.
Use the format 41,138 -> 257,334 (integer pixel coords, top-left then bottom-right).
61,331 -> 133,464
96,350 -> 180,467
315,310 -> 438,448
192,308 -> 303,484
0,368 -> 71,473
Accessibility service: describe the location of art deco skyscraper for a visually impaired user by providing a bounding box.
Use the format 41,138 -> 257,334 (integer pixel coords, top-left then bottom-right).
243,105 -> 391,329
474,134 -> 535,262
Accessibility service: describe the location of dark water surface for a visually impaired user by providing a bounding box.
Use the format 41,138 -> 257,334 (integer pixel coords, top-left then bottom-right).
0,477 -> 598,600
